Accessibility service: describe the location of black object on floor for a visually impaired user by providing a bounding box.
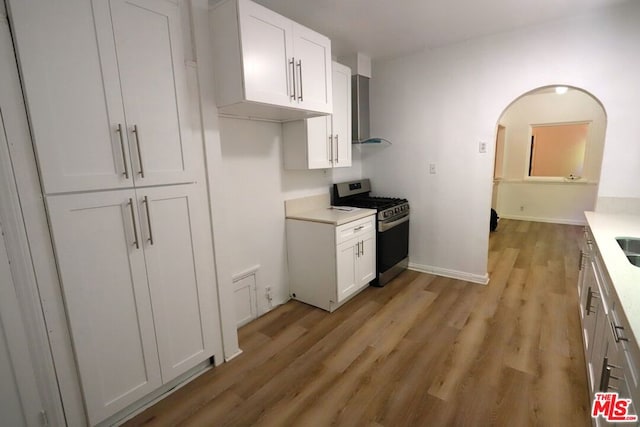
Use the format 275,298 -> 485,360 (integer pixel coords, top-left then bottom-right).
490,209 -> 499,231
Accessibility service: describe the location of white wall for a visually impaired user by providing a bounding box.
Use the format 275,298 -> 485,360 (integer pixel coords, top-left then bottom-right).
191,1 -> 358,360
495,89 -> 606,224
365,0 -> 640,282
218,117 -> 362,315
496,182 -> 598,225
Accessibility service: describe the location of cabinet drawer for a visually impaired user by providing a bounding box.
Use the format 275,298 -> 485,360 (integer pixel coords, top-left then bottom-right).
336,215 -> 375,245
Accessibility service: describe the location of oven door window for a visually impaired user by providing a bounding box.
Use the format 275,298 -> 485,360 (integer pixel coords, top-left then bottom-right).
378,219 -> 409,273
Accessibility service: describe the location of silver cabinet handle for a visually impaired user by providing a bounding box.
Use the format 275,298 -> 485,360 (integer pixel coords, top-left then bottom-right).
132,125 -> 144,177
289,58 -> 296,100
296,59 -> 303,101
360,240 -> 364,256
143,196 -> 154,245
578,251 -> 584,271
128,198 -> 139,249
599,357 -> 623,392
329,135 -> 334,163
585,286 -> 599,315
599,357 -> 611,392
356,241 -> 361,258
116,124 -> 129,179
354,225 -> 364,231
335,135 -> 339,164
611,321 -> 629,342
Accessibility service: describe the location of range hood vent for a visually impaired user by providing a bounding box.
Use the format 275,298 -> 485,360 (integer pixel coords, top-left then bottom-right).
351,75 -> 391,145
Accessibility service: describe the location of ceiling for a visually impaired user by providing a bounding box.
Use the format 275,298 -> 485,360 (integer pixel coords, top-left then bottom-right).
251,0 -> 629,61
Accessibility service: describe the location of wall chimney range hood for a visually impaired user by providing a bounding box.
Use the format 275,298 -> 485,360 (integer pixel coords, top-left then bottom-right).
341,53 -> 391,145
351,74 -> 392,145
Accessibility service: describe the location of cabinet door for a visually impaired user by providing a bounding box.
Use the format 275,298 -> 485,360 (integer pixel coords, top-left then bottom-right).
46,191 -> 161,425
336,240 -> 358,303
9,0 -> 132,193
138,185 -> 218,382
357,232 -> 377,287
292,23 -> 332,114
332,62 -> 352,167
110,0 -> 194,187
589,294 -> 607,395
582,261 -> 600,358
306,116 -> 333,169
238,0 -> 294,107
0,226 -> 44,426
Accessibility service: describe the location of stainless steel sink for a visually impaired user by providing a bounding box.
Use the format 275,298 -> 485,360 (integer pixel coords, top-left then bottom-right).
617,237 -> 640,255
628,255 -> 640,267
616,237 -> 640,267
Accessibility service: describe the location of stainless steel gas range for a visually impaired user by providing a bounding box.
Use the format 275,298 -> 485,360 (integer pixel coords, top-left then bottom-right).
333,179 -> 409,286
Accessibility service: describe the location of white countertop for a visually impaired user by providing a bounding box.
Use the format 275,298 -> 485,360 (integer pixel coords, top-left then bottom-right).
585,211 -> 640,345
286,206 -> 377,225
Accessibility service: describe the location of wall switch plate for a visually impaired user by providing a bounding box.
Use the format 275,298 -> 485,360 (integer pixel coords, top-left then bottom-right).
429,163 -> 436,174
479,141 -> 487,153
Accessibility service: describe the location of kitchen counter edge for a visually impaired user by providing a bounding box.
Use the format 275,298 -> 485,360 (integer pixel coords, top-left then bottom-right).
585,211 -> 640,348
286,207 -> 377,226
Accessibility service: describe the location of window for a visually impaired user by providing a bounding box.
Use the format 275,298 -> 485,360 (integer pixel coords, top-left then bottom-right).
528,122 -> 589,178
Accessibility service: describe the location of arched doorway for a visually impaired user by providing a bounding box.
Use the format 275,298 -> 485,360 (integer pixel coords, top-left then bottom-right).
492,86 -> 607,226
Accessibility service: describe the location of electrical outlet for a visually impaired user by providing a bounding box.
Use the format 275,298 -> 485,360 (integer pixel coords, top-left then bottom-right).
429,163 -> 436,174
265,286 -> 273,302
479,141 -> 487,153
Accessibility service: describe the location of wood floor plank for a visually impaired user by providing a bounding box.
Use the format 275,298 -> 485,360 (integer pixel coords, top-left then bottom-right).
490,366 -> 535,427
125,219 -> 591,427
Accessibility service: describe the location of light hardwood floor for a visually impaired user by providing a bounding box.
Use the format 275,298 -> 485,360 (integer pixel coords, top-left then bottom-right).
124,219 -> 590,426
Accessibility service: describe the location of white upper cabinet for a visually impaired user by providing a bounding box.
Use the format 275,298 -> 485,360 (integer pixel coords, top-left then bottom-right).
236,0 -> 293,108
107,0 -> 194,188
331,62 -> 353,168
283,116 -> 332,169
283,61 -> 352,169
291,23 -> 332,114
9,0 -> 130,193
210,0 -> 332,121
10,0 -> 194,194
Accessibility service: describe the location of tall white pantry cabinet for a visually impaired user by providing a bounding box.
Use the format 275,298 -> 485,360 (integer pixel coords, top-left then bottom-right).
9,0 -> 221,424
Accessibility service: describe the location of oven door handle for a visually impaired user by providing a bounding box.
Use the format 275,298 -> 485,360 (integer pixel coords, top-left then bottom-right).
379,214 -> 409,232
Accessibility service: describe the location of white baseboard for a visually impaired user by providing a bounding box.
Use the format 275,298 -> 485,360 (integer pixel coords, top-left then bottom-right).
408,263 -> 489,285
224,348 -> 243,362
498,214 -> 586,226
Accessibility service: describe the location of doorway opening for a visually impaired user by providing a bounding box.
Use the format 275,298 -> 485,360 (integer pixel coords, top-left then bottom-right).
491,86 -> 607,226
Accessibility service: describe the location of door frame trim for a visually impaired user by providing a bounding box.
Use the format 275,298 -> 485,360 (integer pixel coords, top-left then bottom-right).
1,4 -> 83,425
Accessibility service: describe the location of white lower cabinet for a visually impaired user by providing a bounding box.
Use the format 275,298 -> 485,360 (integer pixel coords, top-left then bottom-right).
139,185 -> 218,381
46,184 -> 217,425
287,215 -> 376,312
578,226 -> 640,425
336,231 -> 375,303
